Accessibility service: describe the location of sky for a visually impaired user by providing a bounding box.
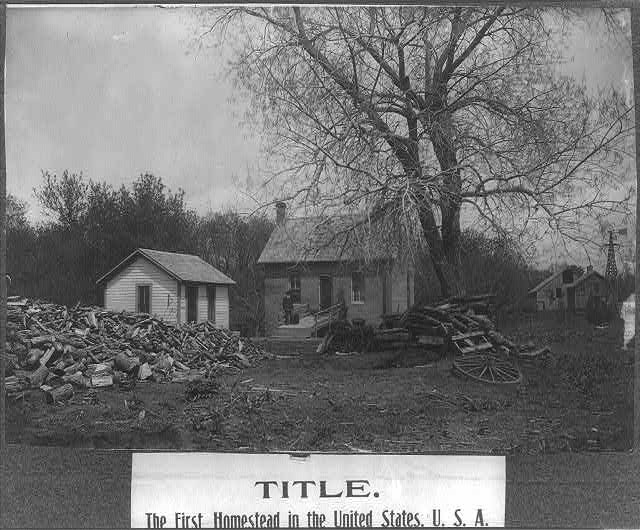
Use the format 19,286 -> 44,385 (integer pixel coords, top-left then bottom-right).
7,5 -> 261,221
5,6 -> 636,268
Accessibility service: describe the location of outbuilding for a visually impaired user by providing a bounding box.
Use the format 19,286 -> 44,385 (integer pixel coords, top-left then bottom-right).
528,265 -> 607,313
96,248 -> 235,327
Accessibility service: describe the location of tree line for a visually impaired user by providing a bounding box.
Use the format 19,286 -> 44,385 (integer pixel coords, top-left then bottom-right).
9,170 -> 631,334
8,171 -> 273,336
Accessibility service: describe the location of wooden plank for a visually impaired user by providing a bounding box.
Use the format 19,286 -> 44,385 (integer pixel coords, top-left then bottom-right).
417,335 -> 445,346
451,330 -> 486,341
458,342 -> 494,355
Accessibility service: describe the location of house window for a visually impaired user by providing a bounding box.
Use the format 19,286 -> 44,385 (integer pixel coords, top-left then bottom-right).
556,287 -> 562,299
562,270 -> 574,284
351,271 -> 364,303
137,285 -> 151,314
289,273 -> 301,303
207,285 -> 216,322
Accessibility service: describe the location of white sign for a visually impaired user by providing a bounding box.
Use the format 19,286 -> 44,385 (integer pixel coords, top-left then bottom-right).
131,453 -> 505,528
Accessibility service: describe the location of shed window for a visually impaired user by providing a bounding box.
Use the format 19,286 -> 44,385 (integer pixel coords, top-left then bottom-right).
351,271 -> 364,303
207,285 -> 216,322
137,285 -> 151,314
556,287 -> 562,299
289,273 -> 301,303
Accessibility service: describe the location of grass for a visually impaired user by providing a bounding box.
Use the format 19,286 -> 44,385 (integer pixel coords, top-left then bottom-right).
6,313 -> 633,454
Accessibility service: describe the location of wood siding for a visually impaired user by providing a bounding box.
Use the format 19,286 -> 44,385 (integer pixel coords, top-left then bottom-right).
177,283 -> 229,326
214,286 -> 230,329
534,274 -> 569,311
104,256 -> 178,323
574,276 -> 607,310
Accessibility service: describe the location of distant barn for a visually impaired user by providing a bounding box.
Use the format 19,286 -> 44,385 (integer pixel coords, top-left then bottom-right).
96,248 -> 235,327
528,265 -> 606,313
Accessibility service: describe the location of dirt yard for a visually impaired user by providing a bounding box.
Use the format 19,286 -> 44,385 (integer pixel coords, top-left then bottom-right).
6,314 -> 633,454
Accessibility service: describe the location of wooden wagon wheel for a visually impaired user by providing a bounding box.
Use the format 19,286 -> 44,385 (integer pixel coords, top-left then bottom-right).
453,354 -> 522,384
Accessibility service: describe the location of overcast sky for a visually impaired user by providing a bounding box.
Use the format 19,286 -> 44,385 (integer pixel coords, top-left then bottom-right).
5,6 -> 635,268
7,5 -> 262,221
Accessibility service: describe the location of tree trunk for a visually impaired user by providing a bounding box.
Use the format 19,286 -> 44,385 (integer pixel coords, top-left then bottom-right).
429,110 -> 464,298
416,201 -> 463,298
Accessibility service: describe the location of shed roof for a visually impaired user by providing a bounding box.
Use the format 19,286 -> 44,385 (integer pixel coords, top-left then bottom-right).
96,248 -> 236,285
257,216 -> 394,265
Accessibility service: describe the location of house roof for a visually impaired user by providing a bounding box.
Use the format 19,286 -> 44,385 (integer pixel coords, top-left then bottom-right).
566,269 -> 605,289
528,266 -> 604,295
96,248 -> 236,285
257,216 -> 395,265
528,266 -> 580,295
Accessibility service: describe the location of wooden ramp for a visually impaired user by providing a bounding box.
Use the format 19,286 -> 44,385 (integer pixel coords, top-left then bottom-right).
273,303 -> 343,338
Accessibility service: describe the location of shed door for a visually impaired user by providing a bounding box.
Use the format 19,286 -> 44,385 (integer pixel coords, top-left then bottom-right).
319,276 -> 332,310
186,285 -> 198,322
207,285 -> 216,322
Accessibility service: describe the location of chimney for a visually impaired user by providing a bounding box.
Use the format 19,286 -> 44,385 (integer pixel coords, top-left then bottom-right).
275,201 -> 286,225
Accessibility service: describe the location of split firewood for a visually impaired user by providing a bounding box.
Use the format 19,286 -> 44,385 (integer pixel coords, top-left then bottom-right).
28,365 -> 49,388
45,384 -> 74,404
63,371 -> 90,387
91,374 -> 113,388
39,347 -> 56,367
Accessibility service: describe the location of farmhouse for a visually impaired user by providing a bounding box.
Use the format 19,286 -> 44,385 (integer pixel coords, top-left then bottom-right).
258,203 -> 415,336
96,248 -> 235,327
528,265 -> 607,312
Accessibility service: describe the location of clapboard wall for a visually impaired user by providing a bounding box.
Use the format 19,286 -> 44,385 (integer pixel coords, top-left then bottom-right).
104,256 -> 178,322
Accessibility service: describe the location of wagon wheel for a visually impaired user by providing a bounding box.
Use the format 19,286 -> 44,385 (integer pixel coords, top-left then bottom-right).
453,354 -> 522,384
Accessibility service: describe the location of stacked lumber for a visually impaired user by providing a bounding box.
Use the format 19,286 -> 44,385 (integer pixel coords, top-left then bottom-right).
401,294 -> 497,345
4,296 -> 266,401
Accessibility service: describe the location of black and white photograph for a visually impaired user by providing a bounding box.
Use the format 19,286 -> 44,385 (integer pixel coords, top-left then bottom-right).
3,4 -> 636,456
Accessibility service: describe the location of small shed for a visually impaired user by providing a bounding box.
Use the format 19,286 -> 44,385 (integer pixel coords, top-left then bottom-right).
96,248 -> 235,327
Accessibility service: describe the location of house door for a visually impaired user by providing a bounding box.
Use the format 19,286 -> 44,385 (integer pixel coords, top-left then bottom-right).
186,285 -> 198,322
319,276 -> 332,310
382,272 -> 391,314
567,288 -> 575,313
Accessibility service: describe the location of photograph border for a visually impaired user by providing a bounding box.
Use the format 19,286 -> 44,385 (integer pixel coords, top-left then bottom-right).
1,1 -> 639,527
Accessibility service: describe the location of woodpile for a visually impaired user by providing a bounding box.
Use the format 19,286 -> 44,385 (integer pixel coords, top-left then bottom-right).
315,294 -> 520,357
399,294 -> 521,354
401,294 -> 496,339
4,296 -> 267,402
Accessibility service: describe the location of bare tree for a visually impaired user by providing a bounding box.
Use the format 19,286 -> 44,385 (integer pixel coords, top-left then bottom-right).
205,7 -> 633,296
34,170 -> 88,228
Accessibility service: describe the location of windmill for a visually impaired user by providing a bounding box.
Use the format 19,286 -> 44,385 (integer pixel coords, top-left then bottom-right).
603,228 -> 626,312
